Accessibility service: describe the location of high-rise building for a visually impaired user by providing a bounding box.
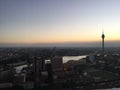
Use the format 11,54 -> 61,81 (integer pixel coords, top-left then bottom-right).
51,56 -> 64,80
45,60 -> 53,83
33,57 -> 43,87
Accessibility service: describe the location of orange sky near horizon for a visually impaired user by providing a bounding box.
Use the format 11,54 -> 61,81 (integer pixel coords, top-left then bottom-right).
1,0 -> 120,46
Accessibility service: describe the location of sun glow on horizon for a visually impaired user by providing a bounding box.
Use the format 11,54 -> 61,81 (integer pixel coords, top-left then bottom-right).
1,0 -> 120,46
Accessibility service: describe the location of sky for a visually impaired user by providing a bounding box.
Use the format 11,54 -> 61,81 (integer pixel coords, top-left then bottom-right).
0,0 -> 120,47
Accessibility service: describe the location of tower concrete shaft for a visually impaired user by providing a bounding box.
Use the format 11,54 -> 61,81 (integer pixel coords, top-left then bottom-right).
101,33 -> 105,53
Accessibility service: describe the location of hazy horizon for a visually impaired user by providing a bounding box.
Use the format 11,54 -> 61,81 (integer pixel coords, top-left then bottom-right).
0,40 -> 120,47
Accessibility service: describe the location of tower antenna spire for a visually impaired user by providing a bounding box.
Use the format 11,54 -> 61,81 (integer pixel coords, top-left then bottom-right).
102,28 -> 104,34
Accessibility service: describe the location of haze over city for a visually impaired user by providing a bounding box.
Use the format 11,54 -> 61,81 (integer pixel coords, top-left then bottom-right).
0,0 -> 120,47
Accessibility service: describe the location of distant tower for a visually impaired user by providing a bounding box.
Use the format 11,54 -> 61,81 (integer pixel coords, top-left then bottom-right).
101,29 -> 105,53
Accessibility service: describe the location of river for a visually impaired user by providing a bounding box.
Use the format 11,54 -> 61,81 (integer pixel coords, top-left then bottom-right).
14,55 -> 87,73
63,55 -> 87,63
15,64 -> 27,73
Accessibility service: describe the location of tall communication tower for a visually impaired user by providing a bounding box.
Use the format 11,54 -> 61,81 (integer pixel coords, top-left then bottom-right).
101,29 -> 105,53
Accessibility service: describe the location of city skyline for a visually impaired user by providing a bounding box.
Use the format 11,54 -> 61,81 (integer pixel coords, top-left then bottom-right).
0,0 -> 120,47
